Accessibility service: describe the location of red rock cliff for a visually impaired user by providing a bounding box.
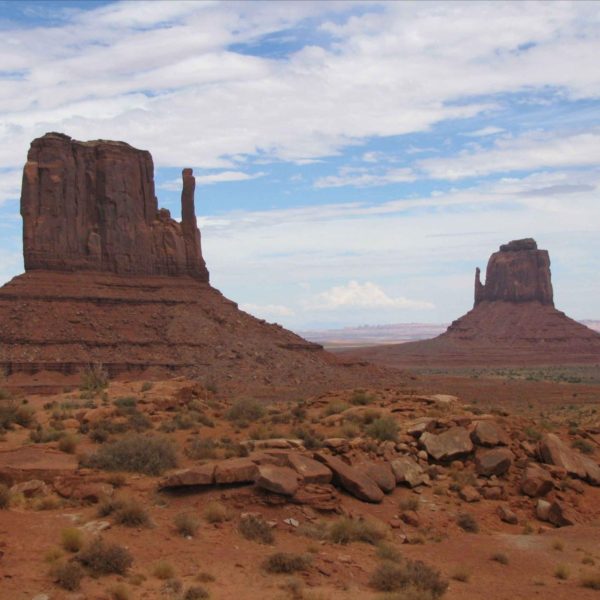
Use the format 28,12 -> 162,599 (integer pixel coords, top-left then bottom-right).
21,132 -> 209,281
474,238 -> 553,306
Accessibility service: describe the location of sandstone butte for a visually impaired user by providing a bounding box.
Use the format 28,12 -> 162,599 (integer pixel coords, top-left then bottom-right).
0,133 -> 397,395
343,238 -> 600,367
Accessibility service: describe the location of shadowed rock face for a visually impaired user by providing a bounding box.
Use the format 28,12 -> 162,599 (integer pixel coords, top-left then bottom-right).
474,238 -> 553,306
21,132 -> 209,281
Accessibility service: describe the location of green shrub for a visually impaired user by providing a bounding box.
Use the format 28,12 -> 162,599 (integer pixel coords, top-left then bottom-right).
175,512 -> 200,537
186,437 -> 218,460
329,517 -> 387,546
238,514 -> 274,544
0,400 -> 35,431
490,552 -> 509,565
84,434 -> 177,475
292,426 -> 323,450
203,501 -> 230,524
80,364 -> 109,396
323,401 -> 350,416
226,399 -> 265,425
581,572 -> 600,589
350,390 -> 374,405
113,498 -> 150,527
365,417 -> 399,442
377,543 -> 402,562
263,552 -> 312,574
572,438 -> 594,455
554,564 -> 569,580
153,560 -> 175,580
78,537 -> 133,575
369,559 -> 448,597
58,433 -> 78,454
61,527 -> 84,552
141,381 -> 153,392
53,561 -> 85,591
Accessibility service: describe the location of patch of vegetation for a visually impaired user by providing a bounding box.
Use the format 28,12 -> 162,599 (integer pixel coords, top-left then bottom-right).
53,561 -> 85,591
61,527 -> 84,553
490,552 -> 509,565
365,417 -> 399,442
153,560 -> 176,580
58,432 -> 78,454
238,514 -> 274,544
399,497 -> 420,512
0,400 -> 35,431
323,400 -> 350,416
78,537 -> 133,575
109,583 -> 132,600
450,566 -> 470,582
141,381 -> 153,392
0,484 -> 11,509
84,434 -> 177,475
226,399 -> 265,425
175,512 -> 200,537
292,426 -> 324,450
572,438 -> 594,455
554,564 -> 570,580
376,543 -> 402,563
203,501 -> 230,524
369,559 -> 448,597
184,586 -> 210,600
30,426 -> 62,444
456,512 -> 479,533
113,498 -> 151,527
580,571 -> 600,590
263,552 -> 312,574
328,516 -> 387,546
350,390 -> 375,405
80,364 -> 109,397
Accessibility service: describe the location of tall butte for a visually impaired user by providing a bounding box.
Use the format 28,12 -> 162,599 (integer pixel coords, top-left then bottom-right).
344,238 -> 600,367
0,133 -> 389,394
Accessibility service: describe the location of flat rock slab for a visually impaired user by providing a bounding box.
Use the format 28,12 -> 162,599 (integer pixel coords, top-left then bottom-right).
355,461 -> 396,493
539,433 -> 600,484
420,427 -> 473,461
159,464 -> 215,489
315,453 -> 384,503
0,446 -> 77,485
256,465 -> 299,496
390,456 -> 427,488
520,463 -> 554,497
472,420 -> 510,447
285,453 -> 332,484
214,458 -> 258,484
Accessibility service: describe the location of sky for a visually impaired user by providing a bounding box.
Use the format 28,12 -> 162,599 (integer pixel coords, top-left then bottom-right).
0,0 -> 599,330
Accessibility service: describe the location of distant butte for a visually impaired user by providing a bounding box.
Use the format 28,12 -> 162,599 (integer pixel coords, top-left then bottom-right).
342,238 -> 600,367
0,133 -> 395,394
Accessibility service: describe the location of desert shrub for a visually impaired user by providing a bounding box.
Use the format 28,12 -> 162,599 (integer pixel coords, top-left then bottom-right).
89,424 -> 110,443
106,473 -> 126,488
84,434 -> 177,475
456,512 -> 479,533
0,484 -> 11,509
186,437 -> 218,460
572,438 -> 594,455
450,566 -> 470,582
44,547 -> 63,564
184,586 -> 210,600
175,512 -> 200,537
30,426 -> 62,444
339,421 -> 360,439
196,571 -> 216,583
110,583 -> 132,600
490,552 -> 509,565
328,517 -> 387,546
0,400 -> 35,431
552,540 -> 564,551
323,401 -> 350,416
369,559 -> 448,597
248,424 -> 285,440
127,411 -> 152,432
581,572 -> 600,589
263,552 -> 312,574
226,399 -> 265,425
377,543 -> 402,562
293,426 -> 324,450
114,396 -> 137,412
78,537 -> 133,575
238,514 -> 274,544
399,497 -> 420,512
53,561 -> 85,591
582,556 -> 595,566
162,578 -> 183,594
554,564 -> 569,580
141,381 -> 153,392
97,495 -> 126,517
153,560 -> 175,579
80,364 -> 108,393
61,527 -> 84,552
113,498 -> 150,527
350,390 -> 374,405
203,501 -> 230,524
58,433 -> 78,454
34,496 -> 62,510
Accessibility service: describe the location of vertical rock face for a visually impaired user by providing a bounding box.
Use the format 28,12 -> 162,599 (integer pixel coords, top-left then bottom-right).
474,238 -> 553,306
21,132 -> 209,281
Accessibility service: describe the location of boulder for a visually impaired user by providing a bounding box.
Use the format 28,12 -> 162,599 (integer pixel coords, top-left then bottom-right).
314,453 -> 384,503
159,464 -> 215,489
10,479 -> 50,498
547,501 -> 577,527
0,447 -> 77,486
355,461 -> 396,493
496,505 -> 518,524
214,458 -> 258,484
292,483 -> 340,512
475,448 -> 514,477
285,453 -> 332,484
539,434 -> 587,479
390,456 -> 427,488
459,485 -> 480,503
255,465 -> 299,496
471,421 -> 510,447
420,427 -> 473,461
536,499 -> 551,521
520,464 -> 553,497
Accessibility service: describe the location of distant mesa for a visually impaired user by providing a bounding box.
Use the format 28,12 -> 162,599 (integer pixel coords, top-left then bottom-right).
342,238 -> 600,367
0,133 -> 391,394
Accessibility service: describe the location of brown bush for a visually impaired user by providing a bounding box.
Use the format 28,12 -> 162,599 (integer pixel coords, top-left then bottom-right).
78,537 -> 133,575
263,552 -> 312,574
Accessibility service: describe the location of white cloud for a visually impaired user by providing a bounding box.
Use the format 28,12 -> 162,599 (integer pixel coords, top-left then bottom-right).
464,126 -> 505,137
307,281 -> 434,311
315,167 -> 416,188
0,169 -> 22,206
159,170 -> 265,190
240,302 -> 295,320
420,130 -> 600,180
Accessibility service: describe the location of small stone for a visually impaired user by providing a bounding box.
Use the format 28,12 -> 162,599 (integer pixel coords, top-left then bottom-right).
496,505 -> 518,524
459,485 -> 480,503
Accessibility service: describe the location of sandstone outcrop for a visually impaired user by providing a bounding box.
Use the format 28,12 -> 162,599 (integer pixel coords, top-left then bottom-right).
21,133 -> 208,280
343,238 -> 600,367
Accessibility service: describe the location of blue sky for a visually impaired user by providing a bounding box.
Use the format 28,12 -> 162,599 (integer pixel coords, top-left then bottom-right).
1,1 -> 599,329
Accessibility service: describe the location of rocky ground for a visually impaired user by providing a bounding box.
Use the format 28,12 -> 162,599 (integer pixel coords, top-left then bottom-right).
1,370 -> 600,600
